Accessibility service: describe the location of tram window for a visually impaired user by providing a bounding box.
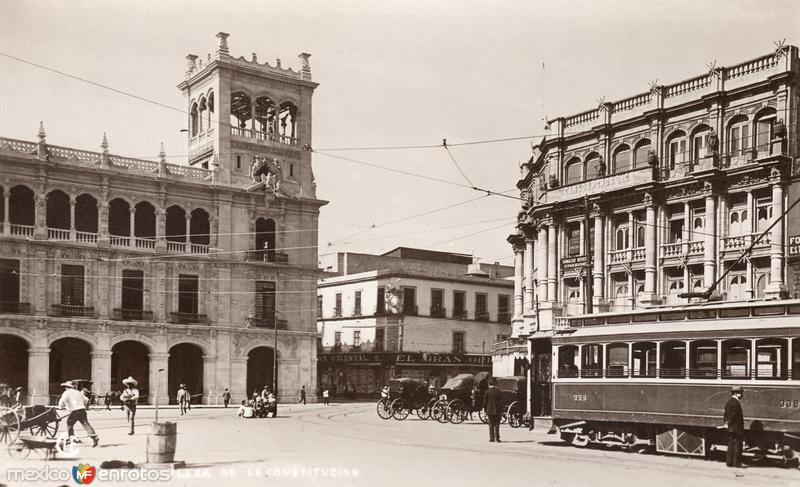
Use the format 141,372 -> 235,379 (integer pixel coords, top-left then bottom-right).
632,342 -> 657,377
660,341 -> 686,378
689,340 -> 717,379
581,344 -> 603,378
557,346 -> 579,378
722,339 -> 751,379
606,344 -> 629,377
756,339 -> 787,380
793,338 -> 800,380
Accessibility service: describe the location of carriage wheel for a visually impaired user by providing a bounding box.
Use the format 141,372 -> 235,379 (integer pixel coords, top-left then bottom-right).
478,409 -> 488,424
391,399 -> 410,420
507,402 -> 524,428
30,419 -> 59,439
0,408 -> 21,445
448,399 -> 466,424
433,401 -> 449,423
7,440 -> 30,460
376,399 -> 392,420
415,404 -> 429,420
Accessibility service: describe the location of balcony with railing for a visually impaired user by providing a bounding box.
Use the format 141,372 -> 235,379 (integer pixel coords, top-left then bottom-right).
474,310 -> 490,322
247,317 -> 288,330
722,232 -> 771,253
75,231 -> 98,244
110,235 -> 131,247
453,308 -> 467,319
430,306 -> 446,318
402,305 -> 418,316
113,308 -> 154,321
229,126 -> 300,148
0,301 -> 31,314
245,250 -> 289,264
169,312 -> 208,324
9,224 -> 34,237
47,228 -> 70,240
51,304 -> 95,318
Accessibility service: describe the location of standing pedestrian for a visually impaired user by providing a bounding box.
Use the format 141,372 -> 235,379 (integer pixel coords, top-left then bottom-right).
720,385 -> 745,469
58,381 -> 99,447
177,384 -> 190,415
299,385 -> 307,405
104,391 -> 112,411
185,386 -> 192,411
322,387 -> 330,405
222,388 -> 231,408
14,387 -> 23,406
483,377 -> 501,443
119,376 -> 139,435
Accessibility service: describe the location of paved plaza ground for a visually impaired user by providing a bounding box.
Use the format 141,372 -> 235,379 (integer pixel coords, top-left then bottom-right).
1,402 -> 798,487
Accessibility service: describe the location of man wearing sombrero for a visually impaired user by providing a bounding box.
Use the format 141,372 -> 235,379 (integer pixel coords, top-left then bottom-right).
58,381 -> 99,447
177,384 -> 190,416
119,376 -> 140,435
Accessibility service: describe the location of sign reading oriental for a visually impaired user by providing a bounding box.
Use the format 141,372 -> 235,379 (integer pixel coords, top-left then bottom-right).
318,352 -> 492,366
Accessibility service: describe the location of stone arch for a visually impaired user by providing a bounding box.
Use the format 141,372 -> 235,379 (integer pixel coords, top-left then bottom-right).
109,334 -> 156,353
0,327 -> 34,347
47,330 -> 98,349
243,341 -> 285,359
167,337 -> 210,355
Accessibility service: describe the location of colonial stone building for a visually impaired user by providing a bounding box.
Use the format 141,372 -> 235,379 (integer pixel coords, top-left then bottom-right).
0,33 -> 325,405
317,248 -> 513,397
497,44 -> 799,416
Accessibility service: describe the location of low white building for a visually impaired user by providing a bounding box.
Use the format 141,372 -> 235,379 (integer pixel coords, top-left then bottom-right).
316,248 -> 513,397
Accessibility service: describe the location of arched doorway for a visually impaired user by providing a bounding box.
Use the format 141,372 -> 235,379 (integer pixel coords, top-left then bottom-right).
246,346 -> 276,398
111,341 -> 150,400
49,337 -> 92,404
0,335 -> 29,401
168,343 -> 203,404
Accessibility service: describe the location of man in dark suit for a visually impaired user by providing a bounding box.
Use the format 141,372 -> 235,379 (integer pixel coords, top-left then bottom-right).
720,385 -> 745,468
483,377 -> 502,442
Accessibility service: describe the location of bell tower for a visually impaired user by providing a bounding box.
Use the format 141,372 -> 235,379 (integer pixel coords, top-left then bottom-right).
178,32 -> 318,196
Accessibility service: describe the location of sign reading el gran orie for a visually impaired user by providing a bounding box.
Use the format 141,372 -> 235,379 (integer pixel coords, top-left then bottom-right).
318,352 -> 492,366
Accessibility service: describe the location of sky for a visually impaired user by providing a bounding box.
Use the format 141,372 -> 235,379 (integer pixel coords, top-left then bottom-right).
1,0 -> 798,265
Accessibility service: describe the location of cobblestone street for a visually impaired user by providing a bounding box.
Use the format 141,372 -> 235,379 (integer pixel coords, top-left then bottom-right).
2,403 -> 798,486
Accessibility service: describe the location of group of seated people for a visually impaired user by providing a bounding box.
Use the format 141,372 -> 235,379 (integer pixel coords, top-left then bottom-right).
237,388 -> 277,418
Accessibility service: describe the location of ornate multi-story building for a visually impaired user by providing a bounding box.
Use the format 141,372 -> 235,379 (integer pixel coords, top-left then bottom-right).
496,44 -> 799,416
0,33 -> 326,405
317,248 -> 513,397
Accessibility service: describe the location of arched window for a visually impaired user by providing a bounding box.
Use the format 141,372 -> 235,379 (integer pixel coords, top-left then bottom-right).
278,101 -> 298,144
134,201 -> 156,239
198,97 -> 207,133
255,217 -> 277,262
108,198 -> 130,237
230,92 -> 252,132
755,273 -> 768,299
75,194 -> 98,234
728,115 -> 750,156
728,274 -> 747,301
255,96 -> 276,137
666,130 -> 687,170
633,139 -> 651,169
690,125 -> 711,165
189,208 -> 210,246
636,224 -> 645,248
9,185 -> 35,226
46,190 -> 70,231
613,145 -> 631,174
565,157 -> 582,185
585,153 -> 603,180
206,92 -> 215,129
693,217 -> 703,230
165,206 -> 187,243
190,102 -> 199,137
755,108 -> 776,154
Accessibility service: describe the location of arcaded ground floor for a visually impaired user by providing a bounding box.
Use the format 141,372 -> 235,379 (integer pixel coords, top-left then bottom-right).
1,403 -> 797,487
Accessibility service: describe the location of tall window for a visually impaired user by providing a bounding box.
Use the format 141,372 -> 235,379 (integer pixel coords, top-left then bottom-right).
317,295 -> 323,317
691,128 -> 709,164
334,293 -> 342,317
567,225 -> 581,256
453,291 -> 466,319
61,265 -> 85,306
497,295 -> 510,323
453,332 -> 465,354
475,293 -> 488,321
633,140 -> 651,168
0,259 -> 20,303
121,269 -> 144,311
255,281 -> 276,327
376,286 -> 385,315
756,113 -> 775,153
585,154 -> 602,180
178,274 -> 198,314
354,290 -> 362,316
402,287 -> 416,315
565,157 -> 582,185
431,289 -> 444,317
353,331 -> 361,350
667,131 -> 687,169
334,331 -> 342,351
374,328 -> 385,352
728,116 -> 750,156
613,145 -> 631,174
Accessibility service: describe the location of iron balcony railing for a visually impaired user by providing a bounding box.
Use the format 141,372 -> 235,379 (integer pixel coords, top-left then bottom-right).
430,306 -> 446,318
247,317 -> 288,330
51,304 -> 95,318
0,301 -> 31,314
169,312 -> 209,324
113,308 -> 154,321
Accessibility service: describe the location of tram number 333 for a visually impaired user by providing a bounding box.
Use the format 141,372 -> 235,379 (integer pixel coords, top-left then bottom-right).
778,399 -> 800,408
572,394 -> 587,402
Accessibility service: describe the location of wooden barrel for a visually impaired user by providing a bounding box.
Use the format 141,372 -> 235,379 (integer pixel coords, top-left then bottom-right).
146,422 -> 177,463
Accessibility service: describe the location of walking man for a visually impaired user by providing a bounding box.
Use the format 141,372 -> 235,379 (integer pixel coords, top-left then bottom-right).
222,388 -> 231,408
483,377 -> 501,443
178,384 -> 190,415
119,376 -> 139,435
299,385 -> 307,405
720,385 -> 745,469
58,381 -> 99,447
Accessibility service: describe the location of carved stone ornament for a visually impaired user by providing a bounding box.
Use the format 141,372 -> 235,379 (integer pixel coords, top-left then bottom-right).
643,192 -> 653,206
769,166 -> 782,183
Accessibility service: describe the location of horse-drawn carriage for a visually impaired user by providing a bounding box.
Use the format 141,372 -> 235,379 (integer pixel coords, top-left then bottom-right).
376,378 -> 435,420
496,376 -> 530,428
431,372 -> 490,424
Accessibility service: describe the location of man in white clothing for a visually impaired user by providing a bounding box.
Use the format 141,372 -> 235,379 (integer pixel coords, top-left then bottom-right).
58,381 -> 99,447
119,376 -> 140,435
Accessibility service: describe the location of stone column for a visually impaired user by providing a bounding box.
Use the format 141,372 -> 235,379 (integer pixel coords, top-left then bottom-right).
230,357 -> 248,404
155,208 -> 166,251
592,212 -> 605,307
69,196 -> 76,240
766,172 -> 787,298
129,208 -> 136,244
28,347 -> 50,405
524,238 -> 535,313
34,193 -> 46,239
3,189 -> 10,234
703,191 -> 717,288
203,354 -> 218,405
185,213 -> 192,246
148,352 -> 169,406
91,350 -> 112,398
98,201 -> 109,247
512,247 -> 524,320
643,195 -> 658,303
537,226 -> 548,301
547,222 -> 558,302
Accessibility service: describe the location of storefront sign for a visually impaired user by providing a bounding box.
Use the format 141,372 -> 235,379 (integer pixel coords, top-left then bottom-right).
318,352 -> 492,366
561,255 -> 593,271
789,235 -> 800,258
